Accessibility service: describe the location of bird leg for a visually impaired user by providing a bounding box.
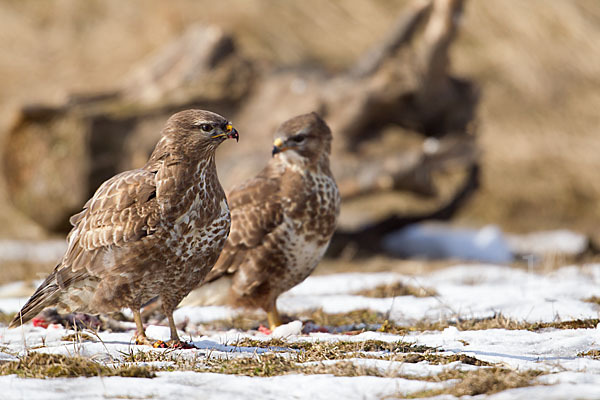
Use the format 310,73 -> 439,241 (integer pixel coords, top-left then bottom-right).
133,309 -> 153,346
267,305 -> 283,331
155,303 -> 196,349
134,305 -> 195,349
167,313 -> 181,344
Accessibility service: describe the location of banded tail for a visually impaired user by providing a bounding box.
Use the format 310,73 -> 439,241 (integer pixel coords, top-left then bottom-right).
9,270 -> 61,328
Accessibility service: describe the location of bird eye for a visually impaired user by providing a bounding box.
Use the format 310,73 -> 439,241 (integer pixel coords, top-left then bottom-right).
292,134 -> 306,143
198,124 -> 212,132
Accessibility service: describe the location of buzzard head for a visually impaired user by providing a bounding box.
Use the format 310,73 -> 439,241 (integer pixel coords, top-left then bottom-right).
271,112 -> 332,164
162,109 -> 238,157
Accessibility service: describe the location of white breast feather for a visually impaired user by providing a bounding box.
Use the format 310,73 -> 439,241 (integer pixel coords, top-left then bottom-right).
282,215 -> 328,270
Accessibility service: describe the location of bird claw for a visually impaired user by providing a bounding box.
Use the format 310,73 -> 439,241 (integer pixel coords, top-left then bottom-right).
170,340 -> 197,349
135,335 -> 156,346
152,340 -> 167,348
151,339 -> 197,349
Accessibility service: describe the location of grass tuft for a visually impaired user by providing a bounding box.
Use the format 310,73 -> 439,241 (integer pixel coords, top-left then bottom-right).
530,319 -> 599,330
61,333 -> 96,342
196,351 -> 491,378
584,296 -> 600,306
233,338 -> 434,361
578,350 -> 600,359
407,368 -> 545,398
119,338 -> 487,377
201,354 -> 294,377
0,352 -> 155,379
381,314 -> 600,334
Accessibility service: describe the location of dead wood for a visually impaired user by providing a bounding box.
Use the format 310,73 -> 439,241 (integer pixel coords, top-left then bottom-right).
328,164 -> 480,258
2,0 -> 479,239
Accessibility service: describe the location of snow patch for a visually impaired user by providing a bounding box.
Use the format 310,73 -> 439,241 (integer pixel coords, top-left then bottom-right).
272,320 -> 302,339
507,229 -> 588,256
383,224 -> 513,263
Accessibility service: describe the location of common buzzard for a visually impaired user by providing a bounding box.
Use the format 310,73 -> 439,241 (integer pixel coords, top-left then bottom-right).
10,109 -> 238,347
184,112 -> 340,330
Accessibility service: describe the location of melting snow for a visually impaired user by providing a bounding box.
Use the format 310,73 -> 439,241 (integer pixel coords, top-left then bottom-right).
1,262 -> 600,399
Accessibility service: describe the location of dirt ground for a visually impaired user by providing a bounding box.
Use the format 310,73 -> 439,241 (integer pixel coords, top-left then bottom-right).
0,0 -> 599,238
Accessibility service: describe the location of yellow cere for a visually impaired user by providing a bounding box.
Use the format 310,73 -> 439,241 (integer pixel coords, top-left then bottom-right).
225,124 -> 233,132
273,138 -> 284,147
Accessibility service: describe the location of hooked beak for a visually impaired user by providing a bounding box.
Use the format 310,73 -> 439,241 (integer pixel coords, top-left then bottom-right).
226,124 -> 239,142
211,124 -> 239,142
272,137 -> 289,156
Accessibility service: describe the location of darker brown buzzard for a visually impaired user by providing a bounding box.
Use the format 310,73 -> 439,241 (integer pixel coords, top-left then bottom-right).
10,109 -> 238,347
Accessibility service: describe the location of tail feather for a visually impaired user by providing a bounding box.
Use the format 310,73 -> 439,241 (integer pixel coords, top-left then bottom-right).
204,248 -> 240,284
9,273 -> 61,328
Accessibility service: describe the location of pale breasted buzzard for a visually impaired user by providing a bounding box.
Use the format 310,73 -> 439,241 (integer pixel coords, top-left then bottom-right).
185,112 -> 340,330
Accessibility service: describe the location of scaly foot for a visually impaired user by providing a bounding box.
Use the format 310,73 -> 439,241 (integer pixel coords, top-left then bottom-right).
134,335 -> 156,346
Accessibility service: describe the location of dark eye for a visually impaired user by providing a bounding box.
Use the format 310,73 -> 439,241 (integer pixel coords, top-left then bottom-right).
292,134 -> 306,143
199,124 -> 212,132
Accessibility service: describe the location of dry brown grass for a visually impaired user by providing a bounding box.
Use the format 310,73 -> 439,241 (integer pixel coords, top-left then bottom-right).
60,333 -> 96,342
0,339 -> 543,398
232,338 -> 434,360
354,282 -> 437,298
300,309 -> 384,327
194,306 -> 600,334
578,350 -> 600,359
316,308 -> 600,333
385,314 -> 600,334
383,314 -> 524,334
193,351 -> 486,377
408,368 -> 546,398
122,338 -> 489,377
584,296 -> 600,305
195,313 -> 266,332
199,355 -> 380,378
295,309 -> 599,333
0,352 -> 155,378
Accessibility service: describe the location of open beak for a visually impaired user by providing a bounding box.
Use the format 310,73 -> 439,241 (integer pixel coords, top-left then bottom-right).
212,124 -> 239,142
272,137 -> 289,156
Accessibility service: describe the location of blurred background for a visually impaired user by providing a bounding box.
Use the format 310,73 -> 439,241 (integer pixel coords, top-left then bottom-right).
0,0 -> 599,285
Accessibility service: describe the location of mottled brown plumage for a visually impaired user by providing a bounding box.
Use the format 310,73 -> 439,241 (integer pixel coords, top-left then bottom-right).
10,109 -> 238,346
185,112 -> 340,329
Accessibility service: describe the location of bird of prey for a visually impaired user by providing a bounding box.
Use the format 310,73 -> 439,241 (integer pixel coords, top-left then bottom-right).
185,112 -> 340,331
10,109 -> 238,348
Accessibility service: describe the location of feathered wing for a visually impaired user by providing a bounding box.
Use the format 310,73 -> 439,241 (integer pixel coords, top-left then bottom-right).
203,166 -> 284,293
9,169 -> 159,328
64,169 -> 160,277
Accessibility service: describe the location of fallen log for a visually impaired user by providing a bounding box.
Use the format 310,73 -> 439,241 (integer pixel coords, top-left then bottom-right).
2,0 -> 479,242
